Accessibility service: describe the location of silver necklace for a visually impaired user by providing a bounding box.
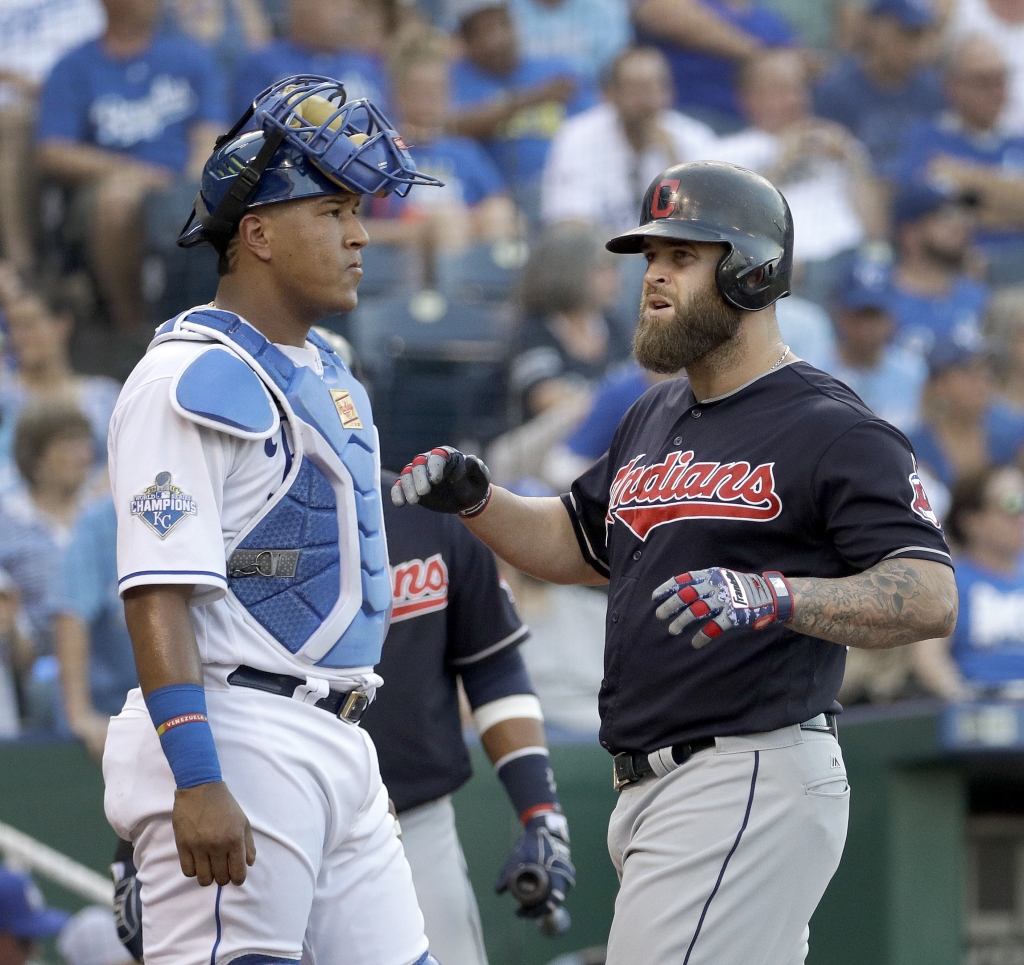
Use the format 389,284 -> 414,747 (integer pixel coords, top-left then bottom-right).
768,345 -> 790,373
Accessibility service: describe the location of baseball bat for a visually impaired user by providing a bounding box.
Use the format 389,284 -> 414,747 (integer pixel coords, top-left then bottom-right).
508,863 -> 572,936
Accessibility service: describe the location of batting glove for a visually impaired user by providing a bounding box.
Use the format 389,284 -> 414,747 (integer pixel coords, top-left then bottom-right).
391,446 -> 492,517
111,857 -> 144,963
496,810 -> 576,919
652,568 -> 795,649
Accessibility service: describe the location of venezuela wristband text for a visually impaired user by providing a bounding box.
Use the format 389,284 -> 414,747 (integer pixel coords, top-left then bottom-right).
145,684 -> 222,789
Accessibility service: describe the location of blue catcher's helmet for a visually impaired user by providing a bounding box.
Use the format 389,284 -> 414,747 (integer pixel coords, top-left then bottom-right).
178,74 -> 442,249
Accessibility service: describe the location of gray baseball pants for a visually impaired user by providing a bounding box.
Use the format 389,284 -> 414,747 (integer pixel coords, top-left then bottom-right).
606,723 -> 849,965
400,795 -> 489,965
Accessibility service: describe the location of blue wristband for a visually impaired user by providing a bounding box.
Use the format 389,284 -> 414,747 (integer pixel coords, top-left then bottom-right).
495,748 -> 560,823
145,684 -> 222,790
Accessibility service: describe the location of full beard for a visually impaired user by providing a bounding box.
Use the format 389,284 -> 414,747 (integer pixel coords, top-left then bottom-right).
633,282 -> 744,373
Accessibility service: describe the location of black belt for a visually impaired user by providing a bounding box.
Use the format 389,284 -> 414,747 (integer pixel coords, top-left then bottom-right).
226,665 -> 370,724
612,713 -> 838,792
613,737 -> 716,791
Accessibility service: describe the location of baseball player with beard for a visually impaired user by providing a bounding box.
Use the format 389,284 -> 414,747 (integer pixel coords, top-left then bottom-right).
102,76 -> 445,965
392,161 -> 959,965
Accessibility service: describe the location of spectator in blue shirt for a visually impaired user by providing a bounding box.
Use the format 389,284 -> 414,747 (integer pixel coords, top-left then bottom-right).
230,0 -> 389,121
914,464 -> 1024,700
632,0 -> 796,133
37,0 -> 227,333
813,0 -> 943,170
908,334 -> 1024,490
508,0 -> 631,85
448,0 -> 597,221
889,34 -> 1024,283
0,404 -> 95,732
886,181 -> 989,355
365,27 -> 516,254
52,496 -> 137,761
821,266 -> 927,433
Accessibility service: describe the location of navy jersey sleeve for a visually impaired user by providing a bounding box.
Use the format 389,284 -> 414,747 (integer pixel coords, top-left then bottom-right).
813,419 -> 952,570
562,447 -> 615,578
445,517 -> 529,667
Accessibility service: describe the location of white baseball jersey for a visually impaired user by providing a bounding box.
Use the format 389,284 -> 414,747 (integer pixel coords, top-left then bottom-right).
108,327 -> 377,691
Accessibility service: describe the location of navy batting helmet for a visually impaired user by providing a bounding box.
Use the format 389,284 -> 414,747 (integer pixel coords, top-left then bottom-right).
178,74 -> 442,249
606,161 -> 794,312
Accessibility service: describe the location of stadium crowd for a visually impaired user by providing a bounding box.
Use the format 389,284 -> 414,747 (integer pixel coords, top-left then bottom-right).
3,0 -> 1024,784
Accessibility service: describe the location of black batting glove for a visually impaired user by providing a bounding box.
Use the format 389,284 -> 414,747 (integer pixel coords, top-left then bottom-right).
496,810 -> 575,919
391,446 -> 492,517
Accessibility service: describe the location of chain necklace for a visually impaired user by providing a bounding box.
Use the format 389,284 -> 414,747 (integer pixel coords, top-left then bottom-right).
768,345 -> 791,373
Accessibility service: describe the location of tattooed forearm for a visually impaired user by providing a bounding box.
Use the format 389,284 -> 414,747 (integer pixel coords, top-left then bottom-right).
787,559 -> 958,650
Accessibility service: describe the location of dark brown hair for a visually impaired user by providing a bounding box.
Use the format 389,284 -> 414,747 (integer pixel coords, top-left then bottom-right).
946,465 -> 1000,547
13,404 -> 93,486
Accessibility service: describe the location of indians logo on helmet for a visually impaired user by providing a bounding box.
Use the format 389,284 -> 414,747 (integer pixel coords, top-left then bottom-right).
391,553 -> 449,622
606,450 -> 782,541
909,471 -> 940,528
651,179 -> 680,218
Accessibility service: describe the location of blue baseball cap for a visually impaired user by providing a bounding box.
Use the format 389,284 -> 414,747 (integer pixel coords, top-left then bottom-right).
837,256 -> 892,312
870,0 -> 934,28
926,330 -> 986,377
0,868 -> 70,939
892,181 -> 971,226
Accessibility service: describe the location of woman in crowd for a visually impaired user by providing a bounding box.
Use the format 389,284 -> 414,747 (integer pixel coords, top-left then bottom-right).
914,464 -> 1024,700
360,25 -> 519,289
0,290 -> 119,497
489,223 -> 631,486
509,222 -> 630,419
907,334 -> 1024,490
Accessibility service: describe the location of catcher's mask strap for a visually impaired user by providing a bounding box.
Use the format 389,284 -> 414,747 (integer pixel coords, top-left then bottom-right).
176,99 -> 289,249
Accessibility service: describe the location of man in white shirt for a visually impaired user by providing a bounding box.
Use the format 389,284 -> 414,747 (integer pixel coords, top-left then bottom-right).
540,46 -> 717,236
709,48 -> 886,304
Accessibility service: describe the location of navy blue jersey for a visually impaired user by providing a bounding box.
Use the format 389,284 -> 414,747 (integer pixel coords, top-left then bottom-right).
362,472 -> 529,813
563,362 -> 951,755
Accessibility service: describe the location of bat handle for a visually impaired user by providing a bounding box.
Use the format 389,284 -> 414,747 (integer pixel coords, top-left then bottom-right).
508,864 -> 571,937
537,905 -> 571,937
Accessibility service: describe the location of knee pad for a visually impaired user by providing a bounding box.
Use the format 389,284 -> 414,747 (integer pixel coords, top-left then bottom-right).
410,953 -> 442,965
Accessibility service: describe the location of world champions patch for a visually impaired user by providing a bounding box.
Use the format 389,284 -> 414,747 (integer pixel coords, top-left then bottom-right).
131,472 -> 197,538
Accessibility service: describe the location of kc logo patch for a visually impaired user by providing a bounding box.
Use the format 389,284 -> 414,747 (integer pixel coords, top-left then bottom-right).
330,389 -> 363,429
606,450 -> 783,541
131,472 -> 197,538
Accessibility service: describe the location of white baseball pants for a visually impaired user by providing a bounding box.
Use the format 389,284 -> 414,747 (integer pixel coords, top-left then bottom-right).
606,724 -> 849,965
103,686 -> 429,965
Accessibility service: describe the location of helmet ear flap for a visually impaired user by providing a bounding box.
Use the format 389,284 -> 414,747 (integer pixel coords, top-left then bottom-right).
715,248 -> 788,312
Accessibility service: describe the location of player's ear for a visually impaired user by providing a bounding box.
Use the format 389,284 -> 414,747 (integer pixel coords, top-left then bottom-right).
236,211 -> 273,264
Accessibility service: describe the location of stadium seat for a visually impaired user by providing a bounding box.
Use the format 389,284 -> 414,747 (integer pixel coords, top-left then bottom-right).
357,244 -> 418,299
434,241 -> 529,304
143,182 -> 219,323
349,289 -> 516,471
